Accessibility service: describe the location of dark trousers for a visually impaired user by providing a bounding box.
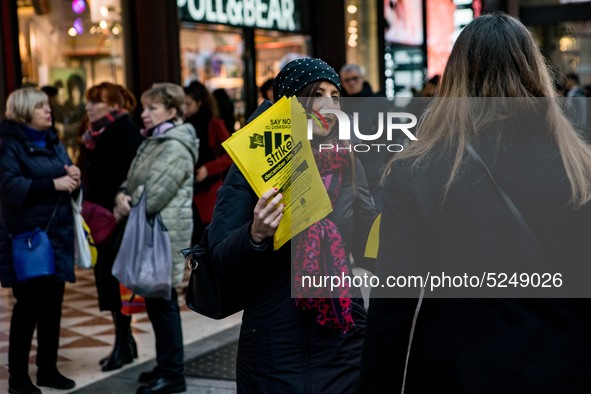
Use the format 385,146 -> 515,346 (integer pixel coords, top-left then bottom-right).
93,243 -> 122,311
145,288 -> 184,379
9,276 -> 65,379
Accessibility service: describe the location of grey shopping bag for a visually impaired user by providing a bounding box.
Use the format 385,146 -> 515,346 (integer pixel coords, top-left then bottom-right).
112,193 -> 172,299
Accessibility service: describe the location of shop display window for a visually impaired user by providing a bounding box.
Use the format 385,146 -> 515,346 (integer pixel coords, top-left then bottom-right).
16,0 -> 127,162
255,30 -> 311,102
530,21 -> 591,90
180,23 -> 244,126
344,0 -> 380,94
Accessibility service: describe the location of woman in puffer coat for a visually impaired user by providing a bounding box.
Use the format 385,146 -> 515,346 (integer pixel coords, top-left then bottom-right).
114,83 -> 198,394
208,58 -> 377,393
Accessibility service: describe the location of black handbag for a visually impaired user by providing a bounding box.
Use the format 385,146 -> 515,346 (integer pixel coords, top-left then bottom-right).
182,227 -> 244,319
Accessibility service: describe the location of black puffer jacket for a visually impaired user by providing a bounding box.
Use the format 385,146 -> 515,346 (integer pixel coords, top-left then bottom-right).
209,103 -> 378,394
0,120 -> 75,287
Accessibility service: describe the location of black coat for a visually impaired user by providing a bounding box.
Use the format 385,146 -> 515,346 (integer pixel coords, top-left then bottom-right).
81,114 -> 143,311
83,114 -> 143,211
210,163 -> 375,394
358,116 -> 591,392
0,120 -> 75,287
209,113 -> 377,393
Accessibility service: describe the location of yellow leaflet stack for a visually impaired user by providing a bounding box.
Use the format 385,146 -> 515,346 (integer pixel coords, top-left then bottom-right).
222,97 -> 332,249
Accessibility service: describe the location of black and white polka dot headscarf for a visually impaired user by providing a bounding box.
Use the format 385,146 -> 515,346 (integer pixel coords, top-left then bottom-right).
273,57 -> 342,100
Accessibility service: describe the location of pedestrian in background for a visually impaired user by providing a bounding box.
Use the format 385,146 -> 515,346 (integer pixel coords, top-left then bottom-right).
208,58 -> 377,393
114,83 -> 198,394
0,87 -> 80,394
359,13 -> 591,393
61,74 -> 86,163
565,73 -> 589,139
259,78 -> 274,102
82,82 -> 144,372
212,88 -> 236,134
339,64 -> 378,98
184,81 -> 232,244
40,85 -> 64,129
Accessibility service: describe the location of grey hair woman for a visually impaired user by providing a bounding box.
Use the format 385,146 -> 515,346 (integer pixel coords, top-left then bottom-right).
0,87 -> 81,393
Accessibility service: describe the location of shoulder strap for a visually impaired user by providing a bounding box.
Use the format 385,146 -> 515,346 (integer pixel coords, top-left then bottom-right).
465,144 -> 546,267
400,145 -> 548,393
45,195 -> 65,232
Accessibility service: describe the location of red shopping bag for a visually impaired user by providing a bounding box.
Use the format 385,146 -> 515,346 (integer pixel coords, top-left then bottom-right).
120,283 -> 146,315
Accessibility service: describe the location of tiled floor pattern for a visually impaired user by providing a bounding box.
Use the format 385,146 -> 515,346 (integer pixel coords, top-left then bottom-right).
0,268 -> 242,393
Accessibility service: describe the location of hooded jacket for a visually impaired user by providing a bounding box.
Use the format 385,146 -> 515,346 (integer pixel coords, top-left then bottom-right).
0,120 -> 75,287
120,122 -> 199,287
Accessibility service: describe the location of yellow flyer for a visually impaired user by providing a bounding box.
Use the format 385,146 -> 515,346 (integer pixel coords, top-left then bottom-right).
364,214 -> 381,258
222,97 -> 332,249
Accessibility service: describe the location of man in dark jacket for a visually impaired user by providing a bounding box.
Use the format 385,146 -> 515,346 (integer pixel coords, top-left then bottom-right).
340,64 -> 377,99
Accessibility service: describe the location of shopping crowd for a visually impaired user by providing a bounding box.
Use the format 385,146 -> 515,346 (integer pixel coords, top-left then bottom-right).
2,13 -> 591,394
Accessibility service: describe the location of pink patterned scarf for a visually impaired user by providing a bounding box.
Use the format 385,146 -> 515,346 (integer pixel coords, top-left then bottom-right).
293,145 -> 355,333
83,109 -> 127,150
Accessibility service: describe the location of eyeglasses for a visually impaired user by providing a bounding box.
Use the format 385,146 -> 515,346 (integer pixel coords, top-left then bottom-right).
343,76 -> 361,84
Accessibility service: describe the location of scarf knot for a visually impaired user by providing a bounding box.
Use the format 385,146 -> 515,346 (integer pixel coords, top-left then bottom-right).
140,120 -> 176,138
83,109 -> 127,150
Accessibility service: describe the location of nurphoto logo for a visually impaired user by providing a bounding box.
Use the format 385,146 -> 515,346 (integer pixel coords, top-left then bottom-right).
307,109 -> 418,153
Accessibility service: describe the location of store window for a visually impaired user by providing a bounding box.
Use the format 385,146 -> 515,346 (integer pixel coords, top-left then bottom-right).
179,23 -> 244,127
530,22 -> 591,90
179,24 -> 310,128
17,0 -> 127,162
383,0 -> 425,98
177,0 -> 311,125
255,30 -> 311,102
344,0 -> 379,94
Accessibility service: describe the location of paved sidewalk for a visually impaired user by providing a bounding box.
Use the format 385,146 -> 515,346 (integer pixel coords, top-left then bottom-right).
71,325 -> 240,394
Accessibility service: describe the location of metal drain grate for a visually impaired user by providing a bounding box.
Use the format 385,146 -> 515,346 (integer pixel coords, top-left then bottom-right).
184,341 -> 238,381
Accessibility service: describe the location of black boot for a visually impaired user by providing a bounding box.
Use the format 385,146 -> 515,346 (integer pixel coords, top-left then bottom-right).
36,369 -> 75,390
129,324 -> 138,359
99,318 -> 138,365
8,376 -> 41,394
100,311 -> 134,371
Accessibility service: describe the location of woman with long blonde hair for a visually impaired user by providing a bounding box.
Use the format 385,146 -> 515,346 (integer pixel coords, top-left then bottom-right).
359,13 -> 591,392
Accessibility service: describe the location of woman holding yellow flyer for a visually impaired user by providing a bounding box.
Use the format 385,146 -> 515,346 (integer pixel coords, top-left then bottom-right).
208,58 -> 377,393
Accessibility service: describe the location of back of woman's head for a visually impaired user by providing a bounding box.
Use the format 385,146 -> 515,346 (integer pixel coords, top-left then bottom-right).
384,13 -> 591,207
5,87 -> 48,124
184,80 -> 218,116
439,13 -> 553,98
142,83 -> 185,119
86,82 -> 136,111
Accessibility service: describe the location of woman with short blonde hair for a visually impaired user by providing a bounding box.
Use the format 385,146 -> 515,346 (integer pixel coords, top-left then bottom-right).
115,82 -> 198,393
5,88 -> 49,123
0,87 -> 81,394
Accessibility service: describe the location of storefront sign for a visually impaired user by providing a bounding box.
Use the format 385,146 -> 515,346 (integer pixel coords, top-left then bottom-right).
178,0 -> 306,32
